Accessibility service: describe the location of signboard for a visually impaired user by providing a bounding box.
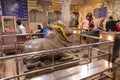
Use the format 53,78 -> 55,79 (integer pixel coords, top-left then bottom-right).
1,0 -> 28,18
94,7 -> 107,18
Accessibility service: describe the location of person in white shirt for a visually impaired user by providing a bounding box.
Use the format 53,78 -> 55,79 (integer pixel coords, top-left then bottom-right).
16,20 -> 26,34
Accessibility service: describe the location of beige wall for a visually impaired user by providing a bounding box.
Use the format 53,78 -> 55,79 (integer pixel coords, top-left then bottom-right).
112,0 -> 120,20
28,0 -> 120,29
77,0 -> 120,29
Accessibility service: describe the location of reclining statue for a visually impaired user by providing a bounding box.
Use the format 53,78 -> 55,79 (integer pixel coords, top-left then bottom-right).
23,21 -> 71,53
22,21 -> 76,70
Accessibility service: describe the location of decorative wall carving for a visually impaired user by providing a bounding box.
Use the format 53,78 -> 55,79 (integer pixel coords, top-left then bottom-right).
105,0 -> 120,20
29,9 -> 44,22
113,0 -> 120,20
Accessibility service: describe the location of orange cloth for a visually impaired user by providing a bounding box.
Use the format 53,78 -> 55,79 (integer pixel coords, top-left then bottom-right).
26,27 -> 31,33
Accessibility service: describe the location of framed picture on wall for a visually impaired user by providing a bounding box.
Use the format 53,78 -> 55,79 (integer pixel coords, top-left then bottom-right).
94,7 -> 107,18
1,16 -> 17,32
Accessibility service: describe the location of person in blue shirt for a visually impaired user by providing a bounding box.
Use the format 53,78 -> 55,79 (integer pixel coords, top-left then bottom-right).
42,26 -> 52,38
16,20 -> 26,34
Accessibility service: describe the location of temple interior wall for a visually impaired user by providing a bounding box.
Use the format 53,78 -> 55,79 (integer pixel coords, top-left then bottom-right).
0,0 -> 120,31
77,0 -> 120,28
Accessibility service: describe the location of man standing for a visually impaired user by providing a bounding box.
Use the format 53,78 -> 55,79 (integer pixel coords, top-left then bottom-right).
106,16 -> 116,31
16,20 -> 26,34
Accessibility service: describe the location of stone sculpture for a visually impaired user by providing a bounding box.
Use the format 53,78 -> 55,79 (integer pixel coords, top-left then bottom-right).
22,21 -> 76,71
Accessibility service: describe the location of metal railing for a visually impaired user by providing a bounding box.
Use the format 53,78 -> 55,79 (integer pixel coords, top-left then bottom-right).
0,32 -> 114,80
1,33 -> 46,37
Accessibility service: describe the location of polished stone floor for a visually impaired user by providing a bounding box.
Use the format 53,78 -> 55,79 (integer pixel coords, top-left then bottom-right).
29,48 -> 120,80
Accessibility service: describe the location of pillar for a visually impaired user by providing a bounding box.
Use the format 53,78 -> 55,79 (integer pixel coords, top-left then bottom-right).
0,33 -> 2,57
37,0 -> 51,26
0,15 -> 2,56
112,0 -> 120,20
61,0 -> 71,26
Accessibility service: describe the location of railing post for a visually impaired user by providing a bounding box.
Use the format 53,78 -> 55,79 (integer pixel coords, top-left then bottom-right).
0,33 -> 2,57
15,58 -> 20,80
108,43 -> 112,62
88,46 -> 92,63
52,52 -> 55,71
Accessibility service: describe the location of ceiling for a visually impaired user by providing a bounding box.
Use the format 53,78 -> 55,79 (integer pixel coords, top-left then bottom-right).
45,0 -> 85,5
44,0 -> 103,5
28,0 -> 81,11
28,0 -> 103,12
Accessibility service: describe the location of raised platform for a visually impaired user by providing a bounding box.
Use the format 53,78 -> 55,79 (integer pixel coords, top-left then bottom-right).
31,59 -> 118,80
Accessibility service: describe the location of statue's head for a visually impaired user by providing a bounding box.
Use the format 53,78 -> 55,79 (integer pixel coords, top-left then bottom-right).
50,21 -> 71,40
52,21 -> 71,35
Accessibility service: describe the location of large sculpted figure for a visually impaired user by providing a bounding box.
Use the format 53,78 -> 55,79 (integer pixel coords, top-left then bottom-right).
22,21 -> 75,70
23,21 -> 71,53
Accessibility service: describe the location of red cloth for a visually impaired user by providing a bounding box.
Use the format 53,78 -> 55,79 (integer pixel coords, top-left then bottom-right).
115,24 -> 120,32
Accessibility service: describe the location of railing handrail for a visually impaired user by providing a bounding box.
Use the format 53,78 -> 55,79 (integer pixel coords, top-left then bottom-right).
100,31 -> 120,35
0,40 -> 113,61
80,33 -> 112,41
1,32 -> 47,37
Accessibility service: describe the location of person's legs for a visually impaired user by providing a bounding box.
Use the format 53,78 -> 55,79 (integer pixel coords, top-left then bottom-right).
82,29 -> 88,40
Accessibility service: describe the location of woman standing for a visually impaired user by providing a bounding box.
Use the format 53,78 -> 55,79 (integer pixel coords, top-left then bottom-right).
82,15 -> 90,31
115,20 -> 120,32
